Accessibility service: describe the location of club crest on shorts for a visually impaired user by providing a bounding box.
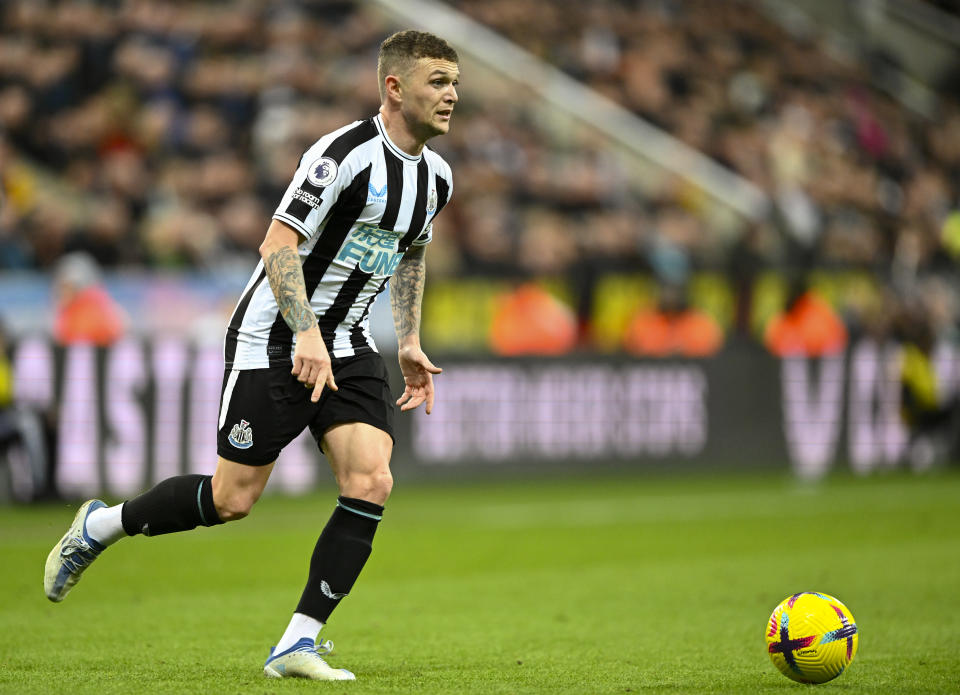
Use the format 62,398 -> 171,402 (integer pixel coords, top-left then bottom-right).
228,419 -> 253,449
306,156 -> 338,187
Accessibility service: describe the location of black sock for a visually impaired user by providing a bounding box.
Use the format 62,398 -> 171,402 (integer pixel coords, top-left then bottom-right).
296,496 -> 384,622
121,474 -> 224,537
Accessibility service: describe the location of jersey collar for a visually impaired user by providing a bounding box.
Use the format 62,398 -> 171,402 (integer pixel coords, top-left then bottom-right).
374,114 -> 422,162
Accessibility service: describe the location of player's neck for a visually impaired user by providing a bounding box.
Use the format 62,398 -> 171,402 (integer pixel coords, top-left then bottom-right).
379,107 -> 426,157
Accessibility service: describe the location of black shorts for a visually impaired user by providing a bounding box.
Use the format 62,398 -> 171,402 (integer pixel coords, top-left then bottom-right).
216,352 -> 396,466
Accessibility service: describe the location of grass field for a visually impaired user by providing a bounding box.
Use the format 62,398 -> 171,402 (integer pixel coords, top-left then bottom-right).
1,469 -> 958,694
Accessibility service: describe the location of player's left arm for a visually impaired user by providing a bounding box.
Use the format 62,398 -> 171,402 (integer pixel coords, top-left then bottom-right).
391,244 -> 442,413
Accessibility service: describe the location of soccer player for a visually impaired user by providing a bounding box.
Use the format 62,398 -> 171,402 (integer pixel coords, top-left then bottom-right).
43,30 -> 459,681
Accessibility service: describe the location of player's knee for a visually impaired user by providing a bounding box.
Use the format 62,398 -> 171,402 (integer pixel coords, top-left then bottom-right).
371,470 -> 394,503
341,469 -> 393,505
214,491 -> 258,522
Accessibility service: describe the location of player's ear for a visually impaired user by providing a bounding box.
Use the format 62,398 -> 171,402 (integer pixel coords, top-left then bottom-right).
384,74 -> 402,103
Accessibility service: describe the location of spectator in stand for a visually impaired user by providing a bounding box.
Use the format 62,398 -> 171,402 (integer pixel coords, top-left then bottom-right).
624,282 -> 724,358
52,252 -> 126,346
896,300 -> 960,466
764,277 -> 848,357
490,282 -> 578,356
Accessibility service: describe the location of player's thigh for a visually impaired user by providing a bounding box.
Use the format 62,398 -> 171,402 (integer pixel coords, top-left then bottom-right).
321,422 -> 393,479
308,353 -> 396,500
212,456 -> 275,499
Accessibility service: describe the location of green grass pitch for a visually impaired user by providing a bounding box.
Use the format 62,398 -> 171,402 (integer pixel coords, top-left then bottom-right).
1,469 -> 959,694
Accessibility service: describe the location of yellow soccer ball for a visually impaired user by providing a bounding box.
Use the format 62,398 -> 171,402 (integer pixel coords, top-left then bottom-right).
765,592 -> 859,684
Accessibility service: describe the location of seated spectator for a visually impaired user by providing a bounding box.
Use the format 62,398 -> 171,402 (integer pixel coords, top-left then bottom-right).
623,282 -> 724,358
52,252 -> 126,346
764,279 -> 848,357
490,282 -> 578,356
897,305 -> 960,465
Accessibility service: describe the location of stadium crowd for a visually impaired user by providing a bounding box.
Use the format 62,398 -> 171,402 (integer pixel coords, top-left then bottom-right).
0,0 -> 958,351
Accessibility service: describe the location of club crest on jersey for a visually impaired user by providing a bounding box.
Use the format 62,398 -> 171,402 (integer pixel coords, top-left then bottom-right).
426,188 -> 437,213
367,182 -> 387,204
228,419 -> 253,449
306,157 -> 338,187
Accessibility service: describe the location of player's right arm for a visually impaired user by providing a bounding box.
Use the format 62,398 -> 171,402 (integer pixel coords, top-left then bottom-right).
259,219 -> 337,402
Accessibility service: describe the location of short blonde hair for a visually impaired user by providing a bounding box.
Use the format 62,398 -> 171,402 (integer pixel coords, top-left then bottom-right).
377,30 -> 459,101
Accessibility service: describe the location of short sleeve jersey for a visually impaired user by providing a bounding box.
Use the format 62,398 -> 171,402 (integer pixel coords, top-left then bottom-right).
224,114 -> 453,369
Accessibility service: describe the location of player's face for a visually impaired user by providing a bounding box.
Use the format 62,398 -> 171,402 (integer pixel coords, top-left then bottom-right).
400,58 -> 459,139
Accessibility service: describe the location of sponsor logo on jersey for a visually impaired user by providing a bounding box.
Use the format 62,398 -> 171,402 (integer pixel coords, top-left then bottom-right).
228,419 -> 253,449
306,157 -> 338,187
335,222 -> 404,276
320,580 -> 348,600
426,188 -> 437,214
367,182 -> 387,204
292,188 -> 322,209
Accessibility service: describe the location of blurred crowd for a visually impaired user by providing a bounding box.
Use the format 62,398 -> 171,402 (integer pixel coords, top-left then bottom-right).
922,0 -> 960,13
453,2 -> 959,263
1,0 -> 959,350
0,0 -> 389,270
450,0 -> 960,351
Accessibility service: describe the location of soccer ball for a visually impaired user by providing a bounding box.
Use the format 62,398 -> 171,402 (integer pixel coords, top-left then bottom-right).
765,592 -> 859,684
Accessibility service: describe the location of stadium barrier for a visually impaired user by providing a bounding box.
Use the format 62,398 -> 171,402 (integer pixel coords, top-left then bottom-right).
3,336 -> 956,501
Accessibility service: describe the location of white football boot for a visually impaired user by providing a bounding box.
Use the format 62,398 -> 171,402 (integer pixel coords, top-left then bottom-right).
44,499 -> 107,602
263,638 -> 356,680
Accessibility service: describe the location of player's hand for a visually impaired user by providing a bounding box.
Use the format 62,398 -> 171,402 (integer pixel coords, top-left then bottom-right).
292,327 -> 337,403
396,345 -> 442,414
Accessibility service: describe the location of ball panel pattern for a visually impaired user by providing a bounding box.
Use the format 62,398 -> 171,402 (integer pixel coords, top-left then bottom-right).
765,592 -> 858,684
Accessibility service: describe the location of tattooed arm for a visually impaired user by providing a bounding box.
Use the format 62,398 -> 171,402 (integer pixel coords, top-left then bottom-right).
391,244 -> 442,413
390,244 -> 427,344
263,245 -> 317,334
259,220 -> 336,401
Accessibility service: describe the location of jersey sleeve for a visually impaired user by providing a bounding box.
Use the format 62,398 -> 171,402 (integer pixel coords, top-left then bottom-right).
272,142 -> 352,241
412,223 -> 433,247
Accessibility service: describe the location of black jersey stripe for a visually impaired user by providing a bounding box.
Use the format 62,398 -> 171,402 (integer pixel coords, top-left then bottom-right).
398,158 -> 430,251
264,165 -> 372,363
318,266 -> 374,351
413,171 -> 451,242
377,146 -> 405,232
325,118 -> 379,164
434,173 -> 450,217
302,165 -> 372,287
349,278 -> 389,351
284,198 -> 316,225
284,149 -> 313,221
285,119 -> 379,222
224,267 -> 267,365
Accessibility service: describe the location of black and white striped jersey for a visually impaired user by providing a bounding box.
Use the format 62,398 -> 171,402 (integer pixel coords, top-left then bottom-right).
224,114 -> 453,369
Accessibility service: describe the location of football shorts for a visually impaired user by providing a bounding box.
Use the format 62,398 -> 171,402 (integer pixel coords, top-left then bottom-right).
216,352 -> 396,466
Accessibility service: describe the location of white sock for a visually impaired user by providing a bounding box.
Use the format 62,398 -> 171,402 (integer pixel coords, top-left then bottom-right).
275,613 -> 324,653
85,503 -> 127,546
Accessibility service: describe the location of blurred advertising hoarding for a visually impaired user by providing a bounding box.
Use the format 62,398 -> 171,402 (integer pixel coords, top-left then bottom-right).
7,336 -> 957,501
